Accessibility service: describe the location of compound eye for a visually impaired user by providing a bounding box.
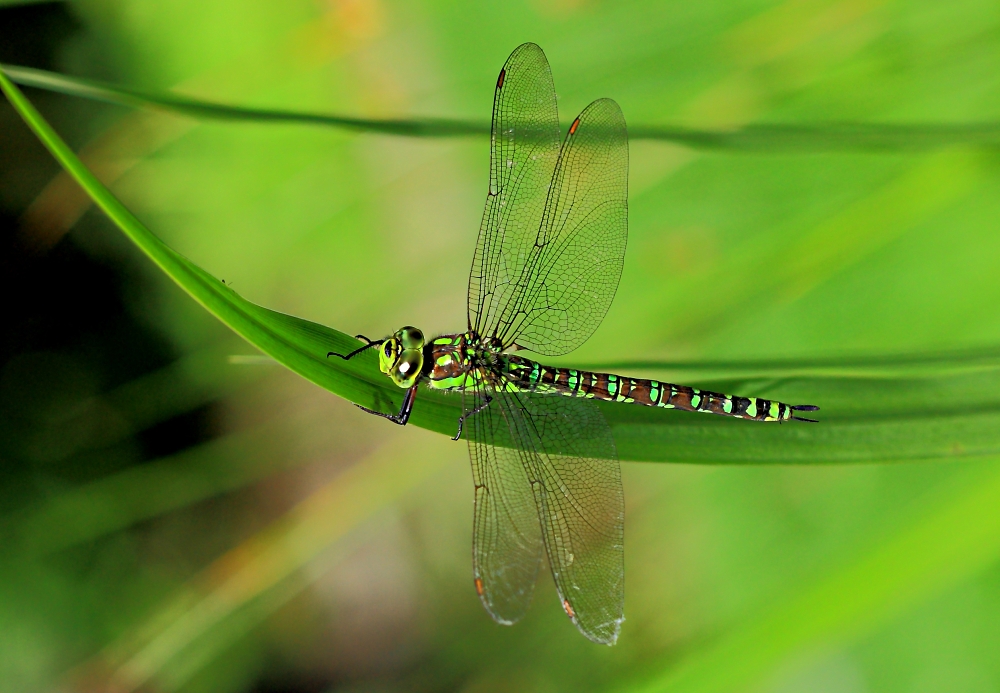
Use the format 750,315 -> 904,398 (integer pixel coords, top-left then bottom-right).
392,349 -> 423,388
397,326 -> 425,351
378,339 -> 400,375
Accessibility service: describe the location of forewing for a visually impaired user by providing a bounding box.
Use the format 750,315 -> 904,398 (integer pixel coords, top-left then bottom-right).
468,43 -> 562,337
495,98 -> 629,356
494,387 -> 625,644
468,386 -> 544,624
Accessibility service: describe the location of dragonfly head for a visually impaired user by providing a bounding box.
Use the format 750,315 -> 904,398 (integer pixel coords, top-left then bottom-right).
378,326 -> 425,388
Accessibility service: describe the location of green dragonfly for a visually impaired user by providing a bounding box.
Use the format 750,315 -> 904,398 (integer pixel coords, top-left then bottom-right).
330,43 -> 818,645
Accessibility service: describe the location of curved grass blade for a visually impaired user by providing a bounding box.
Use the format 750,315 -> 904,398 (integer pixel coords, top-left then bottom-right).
7,63 -> 1000,151
627,122 -> 1000,151
6,67 -> 1000,465
2,63 -> 486,137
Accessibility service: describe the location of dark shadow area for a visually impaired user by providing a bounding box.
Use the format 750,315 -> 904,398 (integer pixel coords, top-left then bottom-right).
0,2 -> 77,71
0,1 -> 218,504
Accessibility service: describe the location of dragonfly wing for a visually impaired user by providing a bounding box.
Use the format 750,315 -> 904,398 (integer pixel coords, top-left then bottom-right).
494,387 -> 625,644
495,98 -> 629,356
468,386 -> 544,624
468,43 -> 562,338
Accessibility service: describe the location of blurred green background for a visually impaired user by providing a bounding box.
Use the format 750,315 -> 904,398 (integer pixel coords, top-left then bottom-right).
3,0 -> 1000,691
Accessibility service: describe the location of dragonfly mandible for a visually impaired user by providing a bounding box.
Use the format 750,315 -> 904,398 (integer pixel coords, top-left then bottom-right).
330,43 -> 819,645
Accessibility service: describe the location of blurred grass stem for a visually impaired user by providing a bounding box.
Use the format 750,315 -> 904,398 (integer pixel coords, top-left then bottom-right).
6,63 -> 1000,151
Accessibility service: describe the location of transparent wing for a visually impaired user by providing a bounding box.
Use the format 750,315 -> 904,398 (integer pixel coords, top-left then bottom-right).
469,383 -> 624,644
493,98 -> 629,356
468,385 -> 544,624
468,42 -> 562,337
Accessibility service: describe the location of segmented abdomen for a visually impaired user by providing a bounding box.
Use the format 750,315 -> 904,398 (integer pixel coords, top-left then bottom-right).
503,356 -> 808,422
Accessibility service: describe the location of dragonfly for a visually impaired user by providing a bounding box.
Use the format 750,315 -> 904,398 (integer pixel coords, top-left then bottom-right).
329,43 -> 819,645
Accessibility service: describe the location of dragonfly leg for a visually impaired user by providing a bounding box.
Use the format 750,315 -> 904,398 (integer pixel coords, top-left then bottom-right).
327,334 -> 383,361
356,384 -> 417,426
453,395 -> 493,441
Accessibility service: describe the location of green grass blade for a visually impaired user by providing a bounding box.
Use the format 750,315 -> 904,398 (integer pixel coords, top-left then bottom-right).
5,67 -> 1000,464
627,122 -> 1000,151
7,63 -> 1000,151
1,63 -> 485,137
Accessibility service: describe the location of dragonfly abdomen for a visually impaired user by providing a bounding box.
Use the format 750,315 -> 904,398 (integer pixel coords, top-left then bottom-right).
504,356 -> 817,422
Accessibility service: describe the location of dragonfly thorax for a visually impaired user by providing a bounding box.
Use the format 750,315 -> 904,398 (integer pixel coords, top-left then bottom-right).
419,331 -> 504,393
466,330 -> 504,363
